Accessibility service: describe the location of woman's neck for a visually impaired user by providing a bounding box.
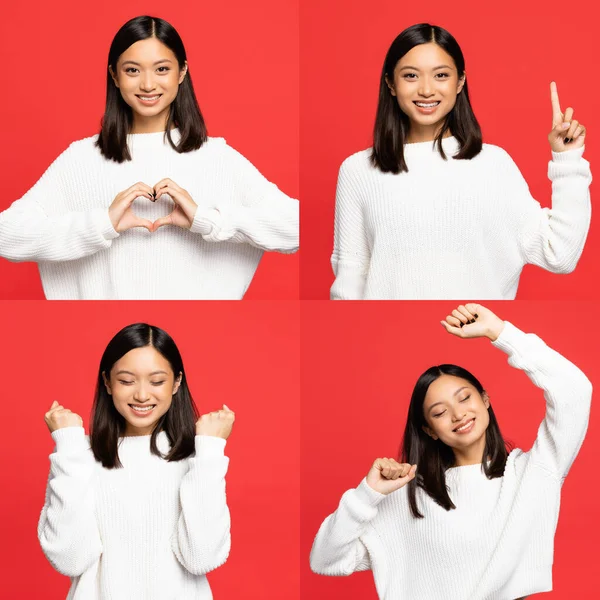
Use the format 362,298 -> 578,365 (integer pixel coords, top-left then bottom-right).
406,123 -> 452,144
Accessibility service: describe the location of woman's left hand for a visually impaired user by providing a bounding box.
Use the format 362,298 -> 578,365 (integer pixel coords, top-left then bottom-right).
549,81 -> 586,152
152,178 -> 199,230
195,404 -> 236,439
440,303 -> 504,341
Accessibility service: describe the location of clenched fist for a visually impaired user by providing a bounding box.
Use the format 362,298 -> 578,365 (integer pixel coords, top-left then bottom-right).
195,404 -> 235,440
366,458 -> 417,495
45,401 -> 84,433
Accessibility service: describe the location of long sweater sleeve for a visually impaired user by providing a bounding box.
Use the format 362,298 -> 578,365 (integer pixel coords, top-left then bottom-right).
330,158 -> 371,299
492,321 -> 593,480
310,477 -> 385,576
37,427 -> 103,577
511,147 -> 592,273
171,435 -> 231,576
190,145 -> 299,253
0,144 -> 118,262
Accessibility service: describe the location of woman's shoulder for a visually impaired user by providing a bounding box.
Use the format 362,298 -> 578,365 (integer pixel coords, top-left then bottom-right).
479,142 -> 518,165
339,148 -> 374,172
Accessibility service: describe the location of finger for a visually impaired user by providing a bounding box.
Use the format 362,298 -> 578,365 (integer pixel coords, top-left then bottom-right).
122,182 -> 155,200
49,400 -> 58,410
154,185 -> 180,202
452,309 -> 469,326
571,125 -> 585,141
550,81 -> 562,123
457,304 -> 476,323
121,190 -> 154,208
563,107 -> 574,124
440,319 -> 463,337
152,213 -> 174,231
154,178 -> 182,193
465,303 -> 480,318
566,119 -> 579,141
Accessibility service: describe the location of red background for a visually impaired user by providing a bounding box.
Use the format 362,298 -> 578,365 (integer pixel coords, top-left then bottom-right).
301,301 -> 599,598
300,0 -> 598,300
0,0 -> 298,300
0,301 -> 299,599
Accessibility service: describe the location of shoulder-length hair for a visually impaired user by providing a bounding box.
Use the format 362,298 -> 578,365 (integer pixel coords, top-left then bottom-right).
371,23 -> 482,174
400,364 -> 510,518
95,15 -> 208,163
90,323 -> 199,469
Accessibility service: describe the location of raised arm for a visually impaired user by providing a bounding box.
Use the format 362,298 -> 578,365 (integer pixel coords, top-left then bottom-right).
515,82 -> 591,273
492,321 -> 592,480
441,304 -> 592,481
37,426 -> 103,576
0,144 -> 120,263
330,157 -> 371,300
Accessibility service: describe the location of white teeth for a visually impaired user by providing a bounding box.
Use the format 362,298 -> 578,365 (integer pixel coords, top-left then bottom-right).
130,405 -> 155,412
139,96 -> 160,101
416,102 -> 440,107
456,419 -> 473,432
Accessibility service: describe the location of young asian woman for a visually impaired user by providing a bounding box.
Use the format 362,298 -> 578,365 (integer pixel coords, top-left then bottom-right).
38,323 -> 235,599
310,303 -> 592,600
0,15 -> 299,300
330,24 -> 591,300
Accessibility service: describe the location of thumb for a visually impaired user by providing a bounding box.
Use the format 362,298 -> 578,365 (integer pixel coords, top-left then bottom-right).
152,214 -> 173,231
223,404 -> 231,410
50,400 -> 58,409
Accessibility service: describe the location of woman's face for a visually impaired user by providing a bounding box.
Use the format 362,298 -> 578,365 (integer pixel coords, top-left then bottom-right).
386,42 -> 465,141
103,346 -> 181,436
109,37 -> 187,131
421,375 -> 490,456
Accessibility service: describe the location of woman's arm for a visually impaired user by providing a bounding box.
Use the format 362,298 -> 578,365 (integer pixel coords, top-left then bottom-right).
189,145 -> 298,254
0,144 -> 119,262
330,158 -> 371,300
310,479 -> 384,576
37,427 -> 103,577
492,320 -> 592,480
513,146 -> 592,273
171,436 -> 231,576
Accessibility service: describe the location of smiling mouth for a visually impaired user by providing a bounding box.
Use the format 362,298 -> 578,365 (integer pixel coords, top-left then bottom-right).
453,418 -> 475,433
136,94 -> 162,101
129,404 -> 157,415
414,101 -> 440,108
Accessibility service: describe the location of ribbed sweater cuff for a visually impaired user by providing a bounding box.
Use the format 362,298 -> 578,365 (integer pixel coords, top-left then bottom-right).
194,435 -> 227,458
551,146 -> 585,163
51,426 -> 88,453
355,478 -> 387,508
190,207 -> 222,236
491,321 -> 526,355
92,209 -> 119,241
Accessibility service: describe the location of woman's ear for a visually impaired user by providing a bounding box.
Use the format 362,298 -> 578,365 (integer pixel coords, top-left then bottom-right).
102,371 -> 112,395
422,424 -> 439,440
179,62 -> 188,85
482,391 -> 490,408
457,72 -> 466,95
173,372 -> 182,395
109,65 -> 119,89
385,74 -> 397,97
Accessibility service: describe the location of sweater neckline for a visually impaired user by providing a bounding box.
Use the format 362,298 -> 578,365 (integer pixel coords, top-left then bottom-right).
404,135 -> 460,156
126,128 -> 181,151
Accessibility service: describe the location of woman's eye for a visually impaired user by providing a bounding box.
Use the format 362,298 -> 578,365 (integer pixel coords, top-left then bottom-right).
435,72 -> 450,78
403,73 -> 417,79
157,67 -> 170,73
119,380 -> 134,385
433,411 -> 446,418
459,395 -> 471,402
124,68 -> 138,74
151,381 -> 166,386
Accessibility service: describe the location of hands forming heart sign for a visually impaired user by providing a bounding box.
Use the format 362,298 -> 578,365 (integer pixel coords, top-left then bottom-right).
108,178 -> 203,233
549,81 -> 586,152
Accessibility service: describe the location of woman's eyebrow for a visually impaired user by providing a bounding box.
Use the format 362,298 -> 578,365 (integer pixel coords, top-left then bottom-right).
398,64 -> 453,71
121,59 -> 173,66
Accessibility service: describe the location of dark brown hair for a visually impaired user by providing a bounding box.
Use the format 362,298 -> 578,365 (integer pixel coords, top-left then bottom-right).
96,15 -> 207,163
371,23 -> 482,174
90,323 -> 199,468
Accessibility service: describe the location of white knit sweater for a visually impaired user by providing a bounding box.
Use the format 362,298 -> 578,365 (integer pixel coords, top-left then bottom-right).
310,322 -> 592,600
0,131 -> 298,299
330,139 -> 592,299
38,430 -> 230,600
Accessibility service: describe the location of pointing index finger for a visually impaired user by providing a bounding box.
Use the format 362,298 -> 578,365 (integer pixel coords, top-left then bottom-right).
550,81 -> 562,121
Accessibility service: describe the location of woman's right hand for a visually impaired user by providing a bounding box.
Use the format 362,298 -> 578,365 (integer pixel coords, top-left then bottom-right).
365,458 -> 417,495
45,401 -> 83,433
108,182 -> 155,233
